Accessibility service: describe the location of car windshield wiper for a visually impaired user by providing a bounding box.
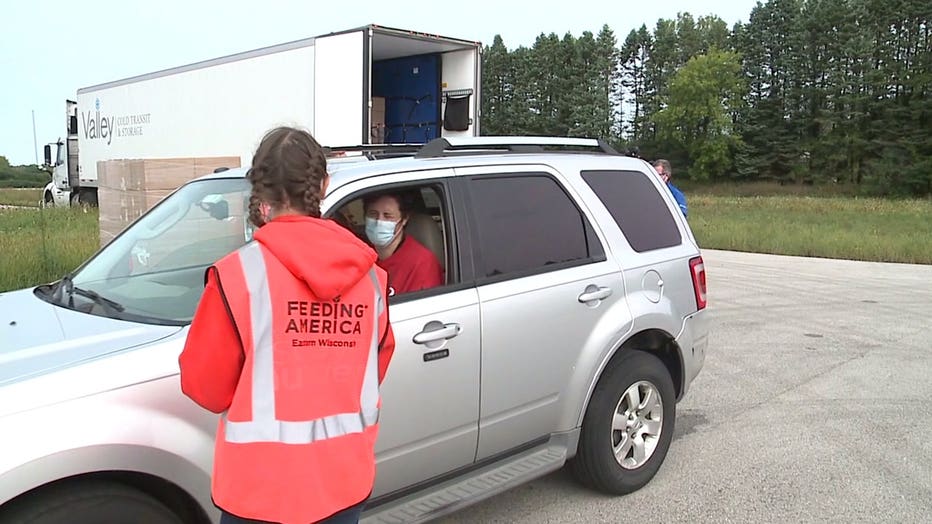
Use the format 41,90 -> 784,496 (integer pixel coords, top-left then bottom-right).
52,274 -> 126,317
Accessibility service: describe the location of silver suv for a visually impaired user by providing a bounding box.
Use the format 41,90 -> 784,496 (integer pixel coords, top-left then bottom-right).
0,136 -> 708,523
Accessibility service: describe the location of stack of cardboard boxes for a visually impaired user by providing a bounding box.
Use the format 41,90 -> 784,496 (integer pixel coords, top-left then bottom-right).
97,156 -> 240,247
371,96 -> 386,143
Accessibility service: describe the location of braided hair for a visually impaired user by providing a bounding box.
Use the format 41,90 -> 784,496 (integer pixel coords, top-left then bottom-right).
246,126 -> 328,227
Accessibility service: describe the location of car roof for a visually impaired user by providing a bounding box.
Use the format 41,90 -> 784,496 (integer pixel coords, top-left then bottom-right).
192,137 -> 655,187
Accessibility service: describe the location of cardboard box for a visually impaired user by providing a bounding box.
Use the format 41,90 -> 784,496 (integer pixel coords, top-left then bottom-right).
97,157 -> 240,191
99,187 -> 174,247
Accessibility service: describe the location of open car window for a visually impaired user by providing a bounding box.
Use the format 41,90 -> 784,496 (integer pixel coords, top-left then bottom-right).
329,183 -> 451,300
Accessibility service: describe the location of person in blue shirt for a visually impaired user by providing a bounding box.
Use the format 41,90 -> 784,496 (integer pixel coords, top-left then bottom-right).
653,159 -> 688,218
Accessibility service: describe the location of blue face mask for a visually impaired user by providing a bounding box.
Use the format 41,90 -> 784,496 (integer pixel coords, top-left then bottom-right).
365,217 -> 398,247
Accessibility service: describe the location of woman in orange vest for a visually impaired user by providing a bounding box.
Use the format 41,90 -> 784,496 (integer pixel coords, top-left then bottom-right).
179,126 -> 395,524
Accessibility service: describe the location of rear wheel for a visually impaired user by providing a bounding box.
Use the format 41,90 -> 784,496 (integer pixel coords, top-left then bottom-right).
83,189 -> 99,207
569,349 -> 676,495
0,481 -> 184,524
69,189 -> 98,209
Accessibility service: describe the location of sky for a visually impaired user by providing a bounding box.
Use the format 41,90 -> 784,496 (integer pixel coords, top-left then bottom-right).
0,0 -> 759,166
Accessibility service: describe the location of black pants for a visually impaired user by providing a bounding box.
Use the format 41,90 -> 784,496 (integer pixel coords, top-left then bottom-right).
219,501 -> 364,524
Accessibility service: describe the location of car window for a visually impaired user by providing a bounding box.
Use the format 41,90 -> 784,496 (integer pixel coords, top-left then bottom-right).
327,183 -> 452,301
65,177 -> 251,324
581,170 -> 682,252
467,173 -> 604,280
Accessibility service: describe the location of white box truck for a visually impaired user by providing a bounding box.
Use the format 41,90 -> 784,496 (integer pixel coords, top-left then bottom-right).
41,24 -> 482,206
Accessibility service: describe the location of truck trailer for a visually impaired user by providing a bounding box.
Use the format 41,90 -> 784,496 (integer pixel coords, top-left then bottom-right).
42,24 -> 482,207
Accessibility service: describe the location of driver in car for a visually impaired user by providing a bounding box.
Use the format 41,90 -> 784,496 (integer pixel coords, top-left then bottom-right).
363,192 -> 443,296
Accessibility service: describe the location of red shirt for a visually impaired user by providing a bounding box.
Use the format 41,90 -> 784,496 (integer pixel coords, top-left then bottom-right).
377,234 -> 443,296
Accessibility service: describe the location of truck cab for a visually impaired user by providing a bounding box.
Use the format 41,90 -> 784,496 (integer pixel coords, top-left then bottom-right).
41,100 -> 88,207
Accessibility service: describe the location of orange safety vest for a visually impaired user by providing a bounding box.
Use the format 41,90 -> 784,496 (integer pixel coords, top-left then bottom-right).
209,241 -> 387,524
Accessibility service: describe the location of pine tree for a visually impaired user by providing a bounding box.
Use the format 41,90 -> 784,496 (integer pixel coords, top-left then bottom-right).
620,25 -> 652,140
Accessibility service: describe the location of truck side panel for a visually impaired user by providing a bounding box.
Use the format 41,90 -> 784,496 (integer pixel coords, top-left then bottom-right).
75,45 -> 316,185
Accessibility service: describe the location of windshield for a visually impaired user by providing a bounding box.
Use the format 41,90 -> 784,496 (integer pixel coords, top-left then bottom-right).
45,177 -> 253,324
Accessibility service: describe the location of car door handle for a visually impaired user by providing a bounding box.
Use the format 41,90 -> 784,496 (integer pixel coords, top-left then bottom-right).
413,322 -> 462,345
578,286 -> 612,303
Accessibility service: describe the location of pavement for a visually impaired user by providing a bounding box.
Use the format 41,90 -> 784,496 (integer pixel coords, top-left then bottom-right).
435,249 -> 932,523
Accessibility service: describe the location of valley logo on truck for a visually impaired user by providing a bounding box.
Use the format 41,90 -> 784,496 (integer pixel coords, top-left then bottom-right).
82,98 -> 152,145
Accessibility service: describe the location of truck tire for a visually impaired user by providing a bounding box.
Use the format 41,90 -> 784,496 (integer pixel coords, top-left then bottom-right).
70,189 -> 98,208
0,480 -> 184,524
569,349 -> 676,495
83,189 -> 99,207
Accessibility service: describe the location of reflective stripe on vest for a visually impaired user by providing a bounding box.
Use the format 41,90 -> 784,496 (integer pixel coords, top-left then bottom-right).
222,242 -> 384,445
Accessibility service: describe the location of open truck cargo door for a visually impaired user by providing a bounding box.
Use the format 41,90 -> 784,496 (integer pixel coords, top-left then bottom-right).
313,30 -> 367,147
315,25 -> 482,148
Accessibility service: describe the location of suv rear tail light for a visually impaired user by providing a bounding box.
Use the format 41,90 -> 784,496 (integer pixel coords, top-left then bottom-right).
689,256 -> 707,310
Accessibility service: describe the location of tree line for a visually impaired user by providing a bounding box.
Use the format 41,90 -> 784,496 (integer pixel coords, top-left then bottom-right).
0,156 -> 47,188
480,0 -> 931,196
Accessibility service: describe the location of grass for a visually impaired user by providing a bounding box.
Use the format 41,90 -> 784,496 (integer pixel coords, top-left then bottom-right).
688,194 -> 932,264
0,207 -> 100,293
0,188 -> 43,207
678,180 -> 864,198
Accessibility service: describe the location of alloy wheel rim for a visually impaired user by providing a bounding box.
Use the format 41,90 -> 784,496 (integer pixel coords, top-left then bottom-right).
611,380 -> 663,469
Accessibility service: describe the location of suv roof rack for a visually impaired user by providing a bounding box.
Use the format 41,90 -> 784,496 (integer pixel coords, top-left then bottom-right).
414,136 -> 620,159
323,144 -> 424,161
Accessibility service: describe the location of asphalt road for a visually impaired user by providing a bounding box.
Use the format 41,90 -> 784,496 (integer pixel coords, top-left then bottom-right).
435,249 -> 932,523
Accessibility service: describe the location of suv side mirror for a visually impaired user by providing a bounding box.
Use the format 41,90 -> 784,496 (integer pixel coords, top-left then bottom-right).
199,194 -> 230,220
208,200 -> 229,220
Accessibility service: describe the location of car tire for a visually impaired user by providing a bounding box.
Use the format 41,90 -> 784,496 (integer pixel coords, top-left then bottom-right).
569,349 -> 676,495
0,480 -> 184,524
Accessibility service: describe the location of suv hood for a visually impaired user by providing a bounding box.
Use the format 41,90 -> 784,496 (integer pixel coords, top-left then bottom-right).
0,288 -> 181,386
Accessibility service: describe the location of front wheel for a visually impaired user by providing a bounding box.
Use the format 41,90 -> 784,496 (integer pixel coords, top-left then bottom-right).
0,481 -> 184,524
569,349 -> 676,495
